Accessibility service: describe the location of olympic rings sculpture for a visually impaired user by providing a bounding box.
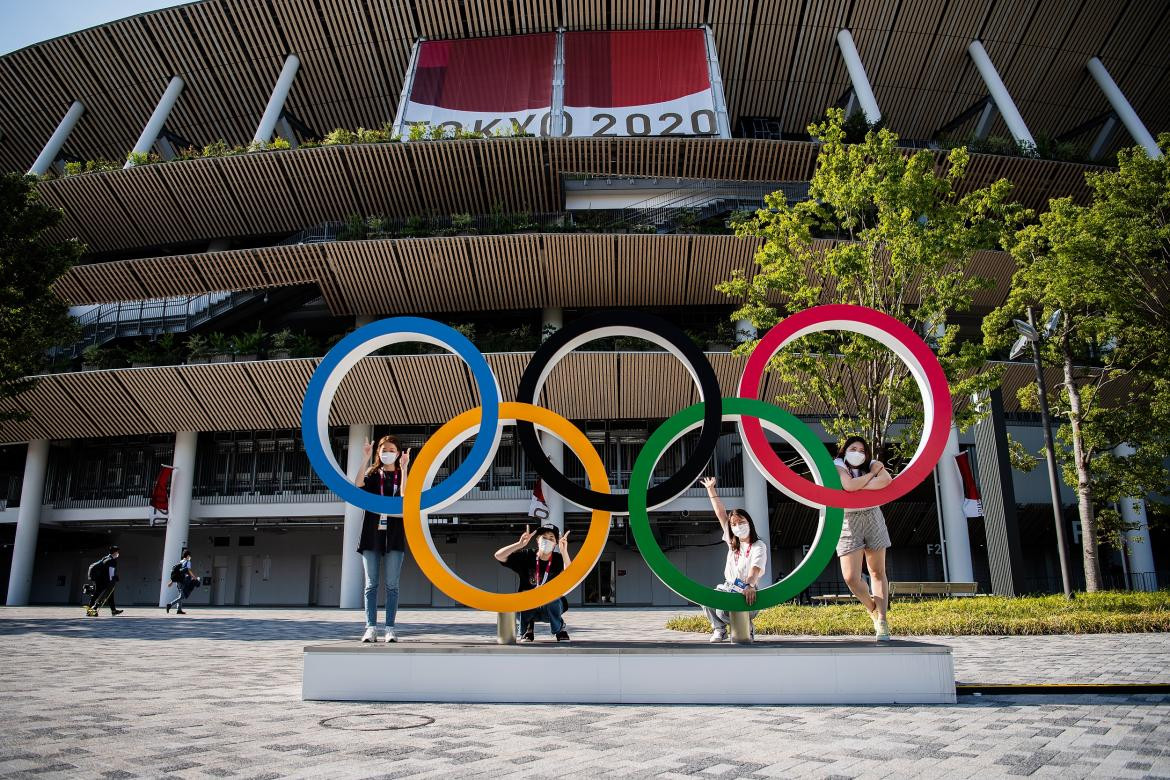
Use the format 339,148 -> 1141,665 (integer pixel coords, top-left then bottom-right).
301,305 -> 951,613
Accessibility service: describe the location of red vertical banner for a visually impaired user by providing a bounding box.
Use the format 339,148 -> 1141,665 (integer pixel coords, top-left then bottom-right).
149,465 -> 174,525
955,452 -> 983,518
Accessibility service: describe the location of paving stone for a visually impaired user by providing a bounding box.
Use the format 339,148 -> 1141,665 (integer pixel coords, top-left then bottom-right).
2,606 -> 1169,778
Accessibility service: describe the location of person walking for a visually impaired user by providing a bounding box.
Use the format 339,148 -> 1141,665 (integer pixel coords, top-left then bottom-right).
166,548 -> 199,614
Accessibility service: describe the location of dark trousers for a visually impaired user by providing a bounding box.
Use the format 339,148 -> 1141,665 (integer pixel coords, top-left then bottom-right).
520,598 -> 565,635
89,582 -> 116,613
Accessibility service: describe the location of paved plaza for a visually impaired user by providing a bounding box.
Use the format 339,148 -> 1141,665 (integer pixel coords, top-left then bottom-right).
1,607 -> 1168,779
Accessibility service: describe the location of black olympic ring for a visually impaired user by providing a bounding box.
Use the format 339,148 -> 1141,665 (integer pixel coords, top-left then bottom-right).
515,310 -> 723,513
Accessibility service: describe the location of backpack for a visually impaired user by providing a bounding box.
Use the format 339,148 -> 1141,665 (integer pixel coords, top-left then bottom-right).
170,562 -> 184,583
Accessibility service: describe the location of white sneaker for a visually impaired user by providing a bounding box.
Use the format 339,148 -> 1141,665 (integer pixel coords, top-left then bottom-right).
875,618 -> 890,642
361,626 -> 377,643
709,629 -> 727,643
384,628 -> 397,643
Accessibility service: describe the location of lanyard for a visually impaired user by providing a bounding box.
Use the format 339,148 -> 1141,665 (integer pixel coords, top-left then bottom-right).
733,543 -> 754,575
378,469 -> 399,497
535,556 -> 552,586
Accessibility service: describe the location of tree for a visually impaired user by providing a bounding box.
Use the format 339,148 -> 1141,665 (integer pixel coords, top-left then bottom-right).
984,136 -> 1170,591
0,173 -> 82,420
719,109 -> 1023,459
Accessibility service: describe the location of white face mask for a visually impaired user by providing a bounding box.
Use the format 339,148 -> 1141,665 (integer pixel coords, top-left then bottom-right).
731,523 -> 751,539
379,451 -> 397,465
844,450 -> 867,467
537,538 -> 556,553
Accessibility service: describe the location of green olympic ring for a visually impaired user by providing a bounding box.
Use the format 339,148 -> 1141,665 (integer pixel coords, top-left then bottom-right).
628,397 -> 845,612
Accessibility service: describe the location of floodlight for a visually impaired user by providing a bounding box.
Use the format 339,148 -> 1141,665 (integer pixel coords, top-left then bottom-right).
1012,318 -> 1040,342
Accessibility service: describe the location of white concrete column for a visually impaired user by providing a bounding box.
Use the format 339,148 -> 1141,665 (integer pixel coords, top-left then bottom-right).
836,29 -> 881,125
28,101 -> 85,176
5,439 -> 50,605
732,318 -> 769,581
253,54 -> 301,145
124,76 -> 184,168
540,307 -> 565,531
935,424 -> 975,583
742,449 -> 771,584
1087,57 -> 1161,158
973,101 -> 998,140
340,423 -> 372,609
1090,114 -> 1119,161
158,431 -> 197,606
1114,444 -> 1157,590
967,41 -> 1034,146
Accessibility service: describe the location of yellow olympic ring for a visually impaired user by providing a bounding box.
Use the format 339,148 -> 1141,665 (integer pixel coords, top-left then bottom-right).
402,402 -> 612,613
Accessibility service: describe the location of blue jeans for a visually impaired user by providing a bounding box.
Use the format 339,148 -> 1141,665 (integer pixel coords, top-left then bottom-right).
361,549 -> 404,628
520,597 -> 565,635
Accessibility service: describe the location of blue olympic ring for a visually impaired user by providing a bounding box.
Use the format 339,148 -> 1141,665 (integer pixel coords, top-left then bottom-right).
300,317 -> 501,515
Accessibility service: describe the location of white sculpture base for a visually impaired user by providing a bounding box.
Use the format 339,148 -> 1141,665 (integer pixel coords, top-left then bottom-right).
303,639 -> 956,704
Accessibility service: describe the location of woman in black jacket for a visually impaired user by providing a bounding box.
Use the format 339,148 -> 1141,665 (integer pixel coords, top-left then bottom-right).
355,435 -> 411,643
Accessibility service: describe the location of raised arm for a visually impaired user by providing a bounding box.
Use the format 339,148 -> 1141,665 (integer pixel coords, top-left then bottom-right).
353,437 -> 374,486
494,525 -> 534,562
557,530 -> 572,569
700,477 -> 730,535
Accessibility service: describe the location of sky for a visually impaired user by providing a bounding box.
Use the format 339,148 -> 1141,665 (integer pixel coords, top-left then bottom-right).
0,1 -> 190,55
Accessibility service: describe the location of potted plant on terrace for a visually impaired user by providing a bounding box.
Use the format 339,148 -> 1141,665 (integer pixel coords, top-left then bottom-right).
290,332 -> 319,358
186,334 -> 211,364
269,328 -> 293,360
125,340 -> 157,368
231,326 -> 265,362
208,332 -> 233,363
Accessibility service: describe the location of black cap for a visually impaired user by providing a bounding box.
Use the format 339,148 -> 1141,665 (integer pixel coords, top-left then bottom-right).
108,545 -> 120,553
533,525 -> 560,542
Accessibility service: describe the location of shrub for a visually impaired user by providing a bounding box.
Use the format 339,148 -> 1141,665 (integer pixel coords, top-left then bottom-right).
323,127 -> 358,146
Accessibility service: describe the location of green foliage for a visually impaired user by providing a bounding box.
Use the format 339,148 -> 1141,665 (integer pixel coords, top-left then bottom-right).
184,334 -> 210,360
207,332 -> 232,356
0,174 -> 82,417
450,213 -> 476,234
408,123 -> 429,141
666,591 -> 1170,636
289,332 -> 319,358
230,325 -> 266,357
338,213 -> 368,241
719,108 -> 1023,459
323,127 -> 358,146
984,134 -> 1170,583
269,328 -> 293,352
62,159 -> 119,176
125,151 -> 161,167
840,109 -> 881,144
80,344 -> 121,370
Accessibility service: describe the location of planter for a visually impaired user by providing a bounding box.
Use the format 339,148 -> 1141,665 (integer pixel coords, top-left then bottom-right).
81,363 -> 98,371
130,361 -> 154,368
270,349 -> 291,360
211,354 -> 233,363
187,357 -> 210,365
234,353 -> 258,362
706,342 -> 732,352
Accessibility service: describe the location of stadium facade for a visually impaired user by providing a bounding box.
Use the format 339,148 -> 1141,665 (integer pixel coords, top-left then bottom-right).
1,0 -> 1167,609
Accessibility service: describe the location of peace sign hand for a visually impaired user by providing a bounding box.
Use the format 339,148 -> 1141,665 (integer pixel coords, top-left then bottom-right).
400,448 -> 411,469
518,525 -> 534,545
558,530 -> 571,555
361,438 -> 373,460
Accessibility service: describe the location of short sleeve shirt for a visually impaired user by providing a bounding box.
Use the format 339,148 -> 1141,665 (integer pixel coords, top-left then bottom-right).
721,530 -> 767,585
502,549 -> 564,592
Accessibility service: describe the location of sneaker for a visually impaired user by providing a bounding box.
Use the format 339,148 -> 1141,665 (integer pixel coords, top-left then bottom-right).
521,627 -> 535,642
875,618 -> 890,642
111,609 -> 124,616
555,630 -> 570,642
361,626 -> 377,643
384,628 -> 397,643
175,609 -> 186,615
165,603 -> 172,614
709,629 -> 726,643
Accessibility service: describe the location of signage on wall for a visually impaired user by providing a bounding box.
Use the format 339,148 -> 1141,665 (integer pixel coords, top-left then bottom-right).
394,28 -> 731,139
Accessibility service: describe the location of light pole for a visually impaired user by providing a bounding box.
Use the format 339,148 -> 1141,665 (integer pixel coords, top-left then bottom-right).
1010,307 -> 1074,598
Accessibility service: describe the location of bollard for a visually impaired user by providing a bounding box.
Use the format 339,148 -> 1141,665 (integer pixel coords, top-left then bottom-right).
729,611 -> 753,644
497,611 -> 517,644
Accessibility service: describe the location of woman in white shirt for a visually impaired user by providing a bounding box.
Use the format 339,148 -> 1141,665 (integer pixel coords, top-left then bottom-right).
834,436 -> 893,641
699,476 -> 768,642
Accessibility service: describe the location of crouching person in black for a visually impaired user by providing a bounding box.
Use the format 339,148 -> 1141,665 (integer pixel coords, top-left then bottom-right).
494,525 -> 572,642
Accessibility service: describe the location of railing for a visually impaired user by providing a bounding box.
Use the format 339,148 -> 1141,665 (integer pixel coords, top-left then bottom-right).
63,289 -> 267,357
568,175 -> 808,233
